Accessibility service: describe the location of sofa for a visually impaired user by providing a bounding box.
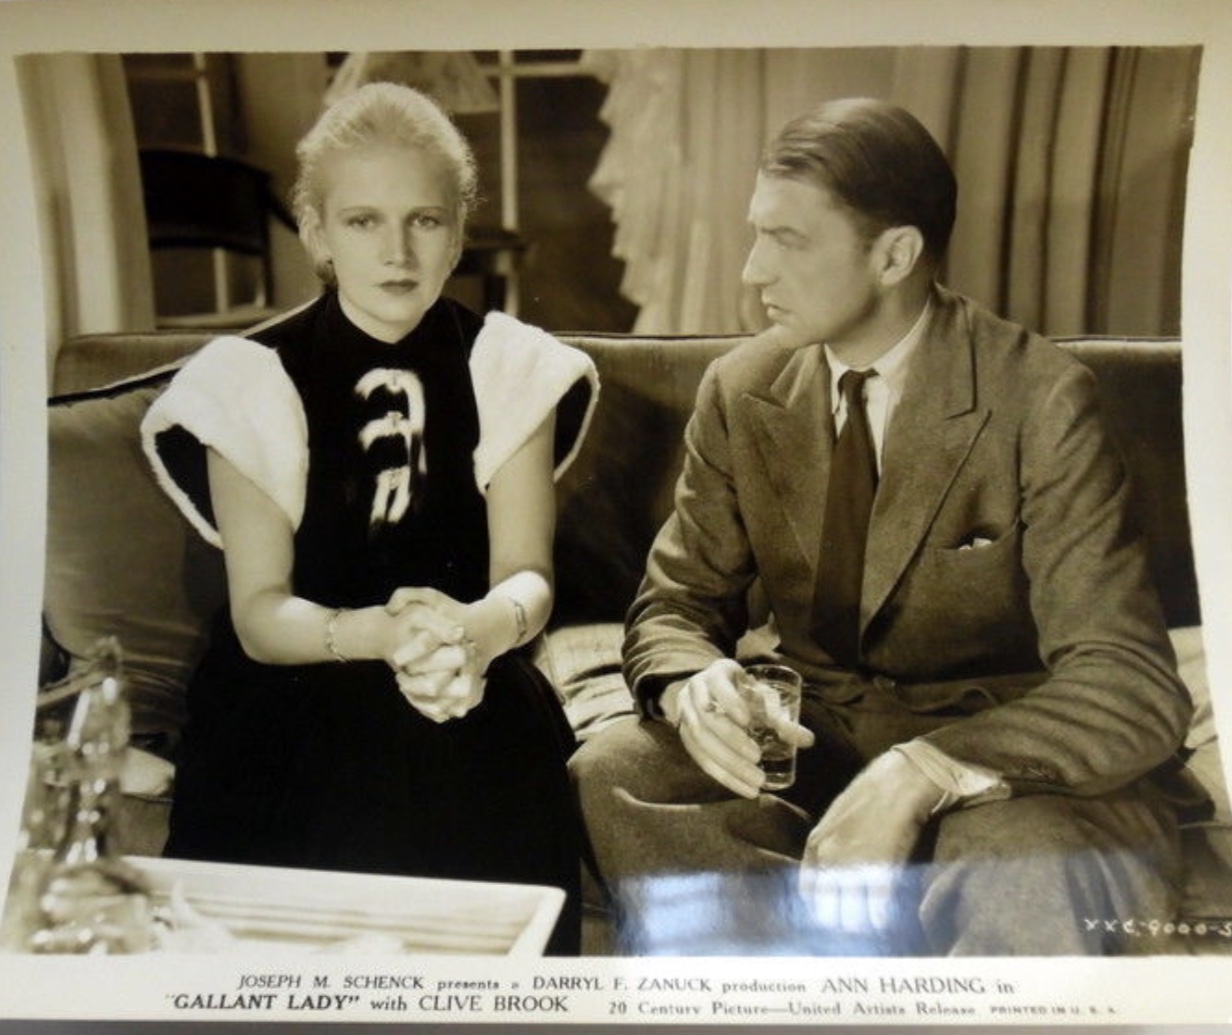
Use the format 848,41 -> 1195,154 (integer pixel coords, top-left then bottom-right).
40,321 -> 1231,954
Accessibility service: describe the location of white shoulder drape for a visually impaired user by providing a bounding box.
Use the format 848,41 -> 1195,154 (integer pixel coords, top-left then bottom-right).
141,313 -> 599,547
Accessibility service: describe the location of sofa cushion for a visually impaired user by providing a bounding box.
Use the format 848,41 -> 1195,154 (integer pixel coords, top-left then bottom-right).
43,333 -> 1208,739
551,335 -> 1201,632
534,623 -> 633,742
1059,339 -> 1198,629
1169,626 -> 1232,888
54,331 -> 241,396
45,374 -> 226,739
551,335 -> 738,624
534,619 -> 784,743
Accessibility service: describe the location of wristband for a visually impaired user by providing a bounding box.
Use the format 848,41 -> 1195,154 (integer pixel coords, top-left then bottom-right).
503,596 -> 529,646
324,608 -> 350,663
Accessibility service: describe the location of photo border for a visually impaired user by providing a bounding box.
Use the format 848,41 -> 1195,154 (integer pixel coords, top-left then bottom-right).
2,0 -> 1231,1030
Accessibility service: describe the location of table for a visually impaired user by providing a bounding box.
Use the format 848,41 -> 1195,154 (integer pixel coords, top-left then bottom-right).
3,852 -> 565,957
454,226 -> 529,312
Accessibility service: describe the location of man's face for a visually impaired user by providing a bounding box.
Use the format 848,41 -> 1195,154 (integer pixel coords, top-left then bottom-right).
742,172 -> 882,351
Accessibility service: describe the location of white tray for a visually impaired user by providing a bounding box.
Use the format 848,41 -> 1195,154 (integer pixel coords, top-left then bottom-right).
7,852 -> 565,957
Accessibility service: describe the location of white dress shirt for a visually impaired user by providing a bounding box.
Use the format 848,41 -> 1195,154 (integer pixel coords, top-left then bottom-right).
824,299 -> 931,467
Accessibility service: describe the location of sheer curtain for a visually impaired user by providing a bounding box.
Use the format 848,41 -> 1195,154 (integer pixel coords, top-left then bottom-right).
18,53 -> 154,371
588,46 -> 1198,338
585,49 -> 760,335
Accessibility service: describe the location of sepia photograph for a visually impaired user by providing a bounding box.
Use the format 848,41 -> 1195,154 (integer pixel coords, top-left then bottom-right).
1,0 -> 1231,1029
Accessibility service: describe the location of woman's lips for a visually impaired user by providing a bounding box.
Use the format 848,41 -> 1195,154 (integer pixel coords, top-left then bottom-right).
380,280 -> 418,295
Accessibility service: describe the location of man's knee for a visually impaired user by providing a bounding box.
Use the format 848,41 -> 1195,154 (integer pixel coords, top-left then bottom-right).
919,794 -> 1182,955
571,717 -> 665,809
570,715 -> 720,810
933,792 -> 1179,865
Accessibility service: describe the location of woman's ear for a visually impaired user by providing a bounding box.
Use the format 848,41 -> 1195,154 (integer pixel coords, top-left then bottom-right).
299,208 -> 329,267
448,214 -> 465,273
875,226 -> 926,287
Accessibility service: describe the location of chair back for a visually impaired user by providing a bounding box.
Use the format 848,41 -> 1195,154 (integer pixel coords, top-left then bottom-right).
138,149 -> 295,327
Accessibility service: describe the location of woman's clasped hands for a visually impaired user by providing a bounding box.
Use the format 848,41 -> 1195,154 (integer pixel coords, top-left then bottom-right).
383,586 -> 487,723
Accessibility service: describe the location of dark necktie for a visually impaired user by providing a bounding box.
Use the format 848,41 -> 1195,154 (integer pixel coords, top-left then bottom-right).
812,368 -> 878,667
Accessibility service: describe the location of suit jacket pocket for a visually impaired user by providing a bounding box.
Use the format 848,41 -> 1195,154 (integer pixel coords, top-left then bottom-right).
916,521 -> 1024,604
924,521 -> 1018,566
880,522 -> 1037,677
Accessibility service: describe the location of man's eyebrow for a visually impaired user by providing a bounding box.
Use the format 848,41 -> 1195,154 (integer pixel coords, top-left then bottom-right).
761,223 -> 808,242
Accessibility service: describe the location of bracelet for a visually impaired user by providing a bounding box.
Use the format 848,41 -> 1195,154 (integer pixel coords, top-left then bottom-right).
505,597 -> 529,646
324,608 -> 350,663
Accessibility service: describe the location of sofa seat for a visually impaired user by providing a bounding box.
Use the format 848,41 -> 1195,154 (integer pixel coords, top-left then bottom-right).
39,326 -> 1230,955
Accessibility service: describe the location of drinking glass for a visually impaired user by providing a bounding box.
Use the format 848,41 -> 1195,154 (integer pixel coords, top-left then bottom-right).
739,663 -> 804,790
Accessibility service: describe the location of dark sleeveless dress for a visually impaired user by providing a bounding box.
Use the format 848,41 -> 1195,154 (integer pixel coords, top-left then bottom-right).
162,293 -> 581,952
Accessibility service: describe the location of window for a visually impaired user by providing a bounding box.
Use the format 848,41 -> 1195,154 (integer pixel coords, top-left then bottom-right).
462,51 -> 635,331
124,54 -> 271,322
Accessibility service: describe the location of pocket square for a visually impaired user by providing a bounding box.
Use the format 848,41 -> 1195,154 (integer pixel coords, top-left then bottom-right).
958,536 -> 993,551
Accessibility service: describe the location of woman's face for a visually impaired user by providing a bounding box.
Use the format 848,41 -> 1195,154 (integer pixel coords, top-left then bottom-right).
307,144 -> 462,342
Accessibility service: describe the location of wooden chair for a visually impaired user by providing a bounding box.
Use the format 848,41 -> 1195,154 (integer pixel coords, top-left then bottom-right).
138,148 -> 296,329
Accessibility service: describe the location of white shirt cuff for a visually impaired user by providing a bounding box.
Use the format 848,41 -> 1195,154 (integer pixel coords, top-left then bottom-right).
893,739 -> 1011,815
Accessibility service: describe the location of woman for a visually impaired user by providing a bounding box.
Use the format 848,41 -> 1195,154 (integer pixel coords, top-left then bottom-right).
141,83 -> 597,953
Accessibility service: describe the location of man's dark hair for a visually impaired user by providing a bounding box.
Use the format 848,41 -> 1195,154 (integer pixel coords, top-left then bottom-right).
761,97 -> 958,265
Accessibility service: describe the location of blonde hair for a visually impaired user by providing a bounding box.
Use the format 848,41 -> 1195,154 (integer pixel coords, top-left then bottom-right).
291,82 -> 479,282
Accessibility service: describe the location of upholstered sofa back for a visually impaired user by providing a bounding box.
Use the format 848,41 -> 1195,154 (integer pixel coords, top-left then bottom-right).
549,334 -> 1199,632
45,329 -> 1198,739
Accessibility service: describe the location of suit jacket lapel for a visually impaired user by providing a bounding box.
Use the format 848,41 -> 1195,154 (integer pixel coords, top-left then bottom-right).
746,344 -> 833,570
861,298 -> 990,626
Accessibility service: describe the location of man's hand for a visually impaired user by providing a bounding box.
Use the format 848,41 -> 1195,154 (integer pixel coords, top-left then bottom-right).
662,659 -> 814,799
799,750 -> 943,933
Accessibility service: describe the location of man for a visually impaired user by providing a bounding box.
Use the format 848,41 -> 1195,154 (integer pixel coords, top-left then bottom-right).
571,97 -> 1192,956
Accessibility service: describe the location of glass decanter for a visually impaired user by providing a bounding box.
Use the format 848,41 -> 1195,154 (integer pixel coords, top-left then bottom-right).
26,638 -> 154,954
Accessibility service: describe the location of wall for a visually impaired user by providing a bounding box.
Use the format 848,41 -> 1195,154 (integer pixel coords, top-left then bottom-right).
234,52 -> 330,310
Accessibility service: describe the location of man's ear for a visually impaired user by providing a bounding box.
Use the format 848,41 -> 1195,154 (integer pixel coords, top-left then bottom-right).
875,226 -> 926,287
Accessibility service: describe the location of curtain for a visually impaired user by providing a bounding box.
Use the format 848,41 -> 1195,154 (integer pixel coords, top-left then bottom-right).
17,53 -> 154,363
588,46 -> 1198,339
918,46 -> 1198,338
585,48 -> 895,335
898,47 -> 1112,336
585,49 -> 757,335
